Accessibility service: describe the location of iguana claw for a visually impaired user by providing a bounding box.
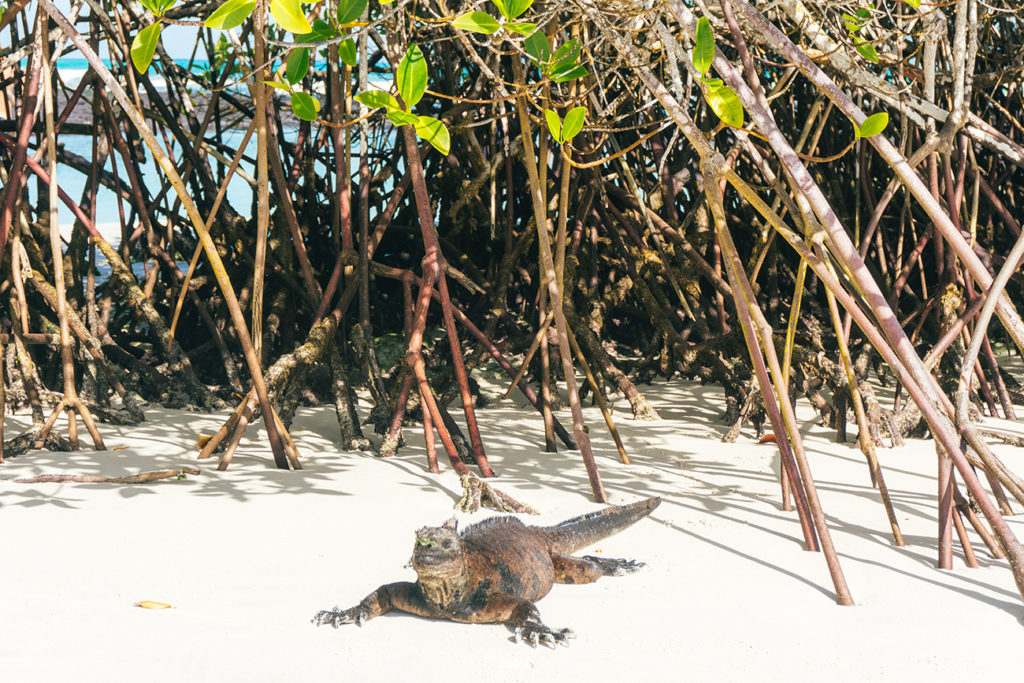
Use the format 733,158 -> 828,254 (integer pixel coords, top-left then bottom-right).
513,619 -> 575,648
583,555 -> 646,576
312,605 -> 369,628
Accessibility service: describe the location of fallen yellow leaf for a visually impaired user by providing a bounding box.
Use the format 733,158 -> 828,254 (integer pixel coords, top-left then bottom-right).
197,435 -> 213,449
134,601 -> 173,609
113,446 -> 129,451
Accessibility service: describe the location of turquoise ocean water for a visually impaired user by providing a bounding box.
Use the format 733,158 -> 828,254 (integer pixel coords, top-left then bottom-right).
25,56 -> 265,281
46,57 -> 273,234
56,57 -> 211,80
28,55 -> 364,284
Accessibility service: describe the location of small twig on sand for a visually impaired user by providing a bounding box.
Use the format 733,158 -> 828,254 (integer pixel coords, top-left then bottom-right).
14,467 -> 201,484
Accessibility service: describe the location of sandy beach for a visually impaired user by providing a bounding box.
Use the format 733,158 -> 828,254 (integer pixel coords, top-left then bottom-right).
1,376 -> 1022,682
3,6 -> 1020,681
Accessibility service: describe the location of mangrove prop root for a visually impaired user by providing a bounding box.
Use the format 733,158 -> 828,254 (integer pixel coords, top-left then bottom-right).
456,472 -> 539,515
3,429 -> 74,457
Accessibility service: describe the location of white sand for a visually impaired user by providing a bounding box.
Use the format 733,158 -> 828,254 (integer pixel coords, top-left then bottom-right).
59,221 -> 127,246
2,379 -> 1022,682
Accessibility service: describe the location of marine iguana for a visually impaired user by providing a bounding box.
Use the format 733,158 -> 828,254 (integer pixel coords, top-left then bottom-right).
312,496 -> 660,647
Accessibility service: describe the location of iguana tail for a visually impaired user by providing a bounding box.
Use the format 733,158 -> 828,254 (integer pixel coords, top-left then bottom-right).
542,497 -> 661,554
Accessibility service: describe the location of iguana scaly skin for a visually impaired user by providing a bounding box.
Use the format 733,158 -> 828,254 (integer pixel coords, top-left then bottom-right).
312,496 -> 660,647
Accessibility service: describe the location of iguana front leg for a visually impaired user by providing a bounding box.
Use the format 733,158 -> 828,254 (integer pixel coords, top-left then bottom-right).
508,599 -> 575,648
551,553 -> 645,584
452,592 -> 574,648
312,581 -> 439,628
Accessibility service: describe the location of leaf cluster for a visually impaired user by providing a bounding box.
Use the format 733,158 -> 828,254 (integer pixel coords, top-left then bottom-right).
691,17 -> 743,129
354,45 -> 450,155
544,106 -> 585,145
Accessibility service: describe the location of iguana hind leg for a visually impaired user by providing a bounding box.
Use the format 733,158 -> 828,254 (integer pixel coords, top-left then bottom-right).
313,581 -> 439,628
551,553 -> 645,584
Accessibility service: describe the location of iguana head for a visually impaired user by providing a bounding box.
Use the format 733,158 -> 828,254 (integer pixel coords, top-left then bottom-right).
411,519 -> 466,582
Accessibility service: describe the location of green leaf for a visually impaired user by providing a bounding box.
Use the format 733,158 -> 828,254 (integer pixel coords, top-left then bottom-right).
551,65 -> 587,83
560,106 -> 585,143
855,39 -> 879,63
506,0 -> 532,20
263,80 -> 292,92
150,0 -> 177,14
130,22 -> 161,74
547,39 -> 583,80
415,115 -> 451,156
855,111 -> 888,139
841,13 -> 864,34
491,0 -> 508,20
307,18 -> 337,42
699,77 -> 723,88
523,30 -> 550,64
285,47 -> 309,85
397,44 -> 427,110
452,11 -> 500,34
338,38 -> 357,67
705,83 -> 743,128
544,108 -> 562,143
141,0 -> 171,14
270,0 -> 311,34
387,108 -> 421,127
505,21 -> 536,36
550,39 -> 579,67
354,90 -> 399,110
291,91 -> 320,121
692,16 -> 714,76
904,0 -> 921,7
337,0 -> 367,25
